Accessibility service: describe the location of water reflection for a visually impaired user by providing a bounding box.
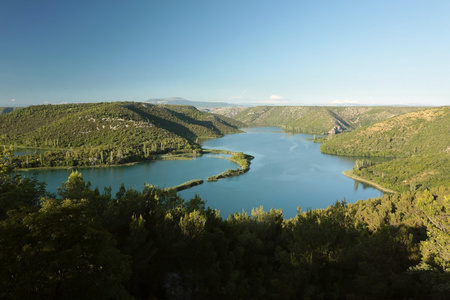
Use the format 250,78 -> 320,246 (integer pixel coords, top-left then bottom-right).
354,180 -> 374,192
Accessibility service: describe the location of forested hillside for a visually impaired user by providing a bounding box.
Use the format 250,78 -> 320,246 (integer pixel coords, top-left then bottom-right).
1,156 -> 449,299
320,106 -> 450,157
230,106 -> 425,134
0,102 -> 244,168
1,105 -> 449,298
320,106 -> 450,192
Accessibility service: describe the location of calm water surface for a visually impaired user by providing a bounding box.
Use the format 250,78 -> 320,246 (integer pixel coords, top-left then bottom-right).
18,127 -> 383,219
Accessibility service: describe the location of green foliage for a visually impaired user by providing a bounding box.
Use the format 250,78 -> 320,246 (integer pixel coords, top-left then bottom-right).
0,146 -> 14,175
321,107 -> 450,192
232,106 -> 424,134
3,103 -> 450,298
417,190 -> 450,270
321,106 -> 450,158
0,175 -> 46,220
353,153 -> 450,192
0,102 -> 242,168
0,198 -> 131,299
0,146 -> 47,219
162,179 -> 204,192
206,151 -> 254,182
353,158 -> 376,171
1,167 -> 449,298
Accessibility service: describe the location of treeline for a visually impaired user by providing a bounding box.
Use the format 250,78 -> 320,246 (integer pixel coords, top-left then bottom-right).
11,142 -> 198,169
1,169 -> 449,298
0,102 -> 244,168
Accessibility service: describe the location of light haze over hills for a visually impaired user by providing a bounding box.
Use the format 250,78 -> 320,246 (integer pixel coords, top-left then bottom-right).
146,97 -> 243,109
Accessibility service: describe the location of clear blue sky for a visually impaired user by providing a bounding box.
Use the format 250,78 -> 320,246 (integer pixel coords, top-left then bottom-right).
1,0 -> 449,107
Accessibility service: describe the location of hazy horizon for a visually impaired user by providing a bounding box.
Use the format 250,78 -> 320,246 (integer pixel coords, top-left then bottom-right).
0,97 -> 442,109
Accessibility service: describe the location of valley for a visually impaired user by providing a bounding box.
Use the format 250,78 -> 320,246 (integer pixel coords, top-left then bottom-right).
1,103 -> 449,299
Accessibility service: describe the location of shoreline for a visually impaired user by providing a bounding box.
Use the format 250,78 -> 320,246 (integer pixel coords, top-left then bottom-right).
343,170 -> 397,194
15,160 -> 145,171
14,152 -> 202,171
15,148 -> 253,191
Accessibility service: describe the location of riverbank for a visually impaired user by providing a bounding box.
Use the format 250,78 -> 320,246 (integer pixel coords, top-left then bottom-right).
343,170 -> 397,194
15,148 -> 254,192
14,151 -> 202,171
15,160 -> 144,171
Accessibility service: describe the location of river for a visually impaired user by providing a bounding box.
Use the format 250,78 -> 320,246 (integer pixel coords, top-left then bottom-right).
17,127 -> 383,219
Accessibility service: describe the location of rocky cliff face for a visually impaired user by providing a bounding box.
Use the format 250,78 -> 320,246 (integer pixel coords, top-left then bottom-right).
210,107 -> 248,118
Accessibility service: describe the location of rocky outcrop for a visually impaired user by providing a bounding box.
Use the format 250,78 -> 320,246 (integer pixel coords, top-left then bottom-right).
328,125 -> 344,135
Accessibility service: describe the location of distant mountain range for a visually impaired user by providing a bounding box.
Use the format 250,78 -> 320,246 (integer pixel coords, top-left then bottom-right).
146,97 -> 242,109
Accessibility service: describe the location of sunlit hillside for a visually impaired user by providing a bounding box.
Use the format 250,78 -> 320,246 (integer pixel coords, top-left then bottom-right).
321,106 -> 450,192
230,106 -> 425,134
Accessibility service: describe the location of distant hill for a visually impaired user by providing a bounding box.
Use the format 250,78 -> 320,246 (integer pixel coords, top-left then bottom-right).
231,106 -> 426,135
320,106 -> 450,192
146,97 -> 242,110
210,107 -> 248,118
320,106 -> 450,157
0,102 -> 244,167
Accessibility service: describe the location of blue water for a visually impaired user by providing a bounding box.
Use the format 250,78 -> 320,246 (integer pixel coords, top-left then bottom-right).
17,127 -> 383,219
17,155 -> 237,194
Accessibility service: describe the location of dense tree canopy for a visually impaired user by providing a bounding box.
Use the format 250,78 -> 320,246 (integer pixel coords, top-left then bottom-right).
1,104 -> 449,298
1,164 -> 449,298
0,102 -> 243,169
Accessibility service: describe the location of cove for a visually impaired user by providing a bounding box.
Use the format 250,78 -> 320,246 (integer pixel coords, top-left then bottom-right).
17,127 -> 383,219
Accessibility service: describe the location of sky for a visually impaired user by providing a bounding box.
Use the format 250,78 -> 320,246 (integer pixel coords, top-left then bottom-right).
1,0 -> 449,107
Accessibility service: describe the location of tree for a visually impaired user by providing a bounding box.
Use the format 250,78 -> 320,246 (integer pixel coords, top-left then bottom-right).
407,190 -> 450,296
417,190 -> 450,270
0,146 -> 45,220
0,198 -> 132,299
0,145 -> 13,175
57,170 -> 88,200
0,175 -> 45,220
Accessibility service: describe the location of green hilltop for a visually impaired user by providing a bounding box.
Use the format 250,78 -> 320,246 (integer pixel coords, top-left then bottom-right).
231,106 -> 426,134
0,102 -> 244,168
